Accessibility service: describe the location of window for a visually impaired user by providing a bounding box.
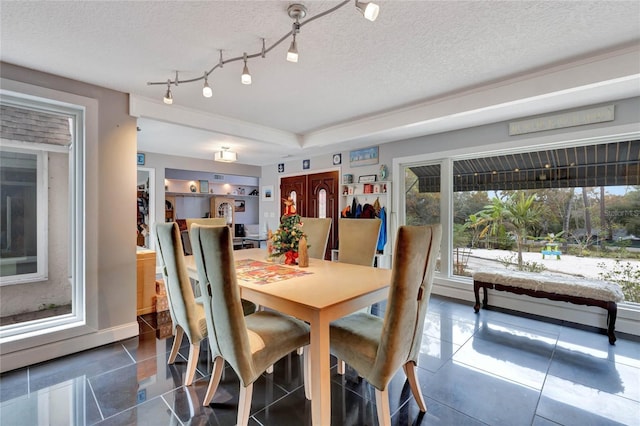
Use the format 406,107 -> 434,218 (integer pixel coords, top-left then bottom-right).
318,189 -> 327,218
403,139 -> 640,304
0,94 -> 84,337
0,149 -> 46,283
404,163 -> 441,271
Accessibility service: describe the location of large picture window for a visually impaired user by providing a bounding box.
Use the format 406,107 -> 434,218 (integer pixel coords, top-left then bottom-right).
0,95 -> 84,337
404,140 -> 640,305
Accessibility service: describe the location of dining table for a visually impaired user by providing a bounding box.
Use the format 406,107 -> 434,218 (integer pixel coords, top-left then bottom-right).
184,247 -> 392,425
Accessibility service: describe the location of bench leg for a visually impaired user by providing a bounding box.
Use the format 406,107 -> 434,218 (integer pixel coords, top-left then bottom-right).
474,281 -> 481,312
473,282 -> 489,313
607,302 -> 617,345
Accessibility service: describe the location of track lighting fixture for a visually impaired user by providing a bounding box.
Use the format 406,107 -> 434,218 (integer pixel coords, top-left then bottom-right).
148,0 -> 379,103
287,34 -> 299,63
241,53 -> 252,85
355,0 -> 380,21
286,4 -> 305,63
163,80 -> 173,105
202,73 -> 212,98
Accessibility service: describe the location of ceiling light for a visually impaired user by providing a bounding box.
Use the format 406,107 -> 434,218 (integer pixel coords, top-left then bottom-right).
148,1 -> 380,100
287,4 -> 305,63
214,148 -> 238,163
241,53 -> 252,85
163,81 -> 173,105
202,73 -> 212,98
287,35 -> 299,63
355,0 -> 380,21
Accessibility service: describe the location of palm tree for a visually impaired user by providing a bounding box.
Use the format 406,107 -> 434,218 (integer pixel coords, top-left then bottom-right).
504,192 -> 544,269
476,196 -> 509,249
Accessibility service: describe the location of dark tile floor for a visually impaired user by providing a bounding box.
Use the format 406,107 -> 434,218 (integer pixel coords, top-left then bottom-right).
1,296 -> 639,425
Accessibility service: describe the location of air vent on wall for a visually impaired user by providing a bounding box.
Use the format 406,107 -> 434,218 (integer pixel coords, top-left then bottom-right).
212,174 -> 225,181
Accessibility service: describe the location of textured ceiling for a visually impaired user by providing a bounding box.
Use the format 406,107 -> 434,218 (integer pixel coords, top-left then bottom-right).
1,1 -> 640,165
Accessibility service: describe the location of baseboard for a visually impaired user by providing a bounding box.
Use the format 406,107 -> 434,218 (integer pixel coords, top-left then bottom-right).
0,321 -> 139,373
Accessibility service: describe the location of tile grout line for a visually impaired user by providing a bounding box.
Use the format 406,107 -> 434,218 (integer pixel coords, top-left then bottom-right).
86,376 -> 105,422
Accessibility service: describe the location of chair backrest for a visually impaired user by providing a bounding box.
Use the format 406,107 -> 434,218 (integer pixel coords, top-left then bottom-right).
154,222 -> 206,343
300,217 -> 332,259
190,224 -> 255,386
369,224 -> 442,389
186,217 -> 227,232
338,218 -> 381,266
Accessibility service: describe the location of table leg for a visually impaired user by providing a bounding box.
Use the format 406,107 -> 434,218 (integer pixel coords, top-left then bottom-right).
310,311 -> 331,426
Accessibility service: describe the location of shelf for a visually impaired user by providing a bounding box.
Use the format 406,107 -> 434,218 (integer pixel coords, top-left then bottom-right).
341,181 -> 390,197
165,192 -> 258,198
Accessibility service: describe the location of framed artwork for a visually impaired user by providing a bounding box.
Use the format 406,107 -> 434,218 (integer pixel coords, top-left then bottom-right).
199,180 -> 209,193
349,146 -> 378,167
358,174 -> 377,183
262,185 -> 274,201
234,200 -> 246,212
136,153 -> 145,165
332,153 -> 342,165
278,163 -> 285,173
303,159 -> 310,170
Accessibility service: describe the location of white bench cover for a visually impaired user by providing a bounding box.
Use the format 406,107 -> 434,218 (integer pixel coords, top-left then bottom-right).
473,269 -> 624,303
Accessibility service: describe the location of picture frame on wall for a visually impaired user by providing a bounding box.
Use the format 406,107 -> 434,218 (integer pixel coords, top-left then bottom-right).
199,180 -> 209,193
137,153 -> 145,166
358,174 -> 377,183
262,185 -> 274,201
349,146 -> 378,167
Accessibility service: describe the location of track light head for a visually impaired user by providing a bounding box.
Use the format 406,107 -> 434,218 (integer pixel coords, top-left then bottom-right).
241,53 -> 252,85
163,80 -> 173,105
355,0 -> 379,21
287,37 -> 299,63
202,73 -> 213,98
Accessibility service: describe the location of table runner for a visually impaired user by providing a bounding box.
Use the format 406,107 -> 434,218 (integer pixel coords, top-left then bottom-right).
235,259 -> 312,284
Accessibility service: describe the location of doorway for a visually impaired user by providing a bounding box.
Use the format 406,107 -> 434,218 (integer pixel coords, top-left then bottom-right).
280,171 -> 339,259
136,167 -> 155,249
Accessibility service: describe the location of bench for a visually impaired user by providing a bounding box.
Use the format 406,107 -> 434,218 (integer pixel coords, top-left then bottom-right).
473,269 -> 625,344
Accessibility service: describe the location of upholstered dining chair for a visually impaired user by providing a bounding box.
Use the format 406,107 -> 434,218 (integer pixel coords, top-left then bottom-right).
155,222 -> 208,386
190,224 -> 311,426
330,224 -> 442,426
300,217 -> 332,259
337,218 -> 381,266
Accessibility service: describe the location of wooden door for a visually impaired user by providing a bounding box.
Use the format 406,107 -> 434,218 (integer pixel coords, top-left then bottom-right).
308,172 -> 339,259
280,171 -> 339,259
280,175 -> 307,217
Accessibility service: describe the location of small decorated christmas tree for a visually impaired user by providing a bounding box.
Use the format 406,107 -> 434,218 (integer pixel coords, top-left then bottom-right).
269,196 -> 307,264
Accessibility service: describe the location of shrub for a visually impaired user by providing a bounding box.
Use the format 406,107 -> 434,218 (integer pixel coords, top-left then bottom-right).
597,260 -> 640,303
496,253 -> 546,273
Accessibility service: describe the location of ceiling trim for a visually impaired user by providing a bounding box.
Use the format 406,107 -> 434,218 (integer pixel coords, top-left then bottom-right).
301,45 -> 640,148
129,95 -> 301,148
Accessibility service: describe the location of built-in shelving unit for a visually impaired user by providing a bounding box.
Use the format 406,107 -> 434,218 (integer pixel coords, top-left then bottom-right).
340,180 -> 392,267
164,178 -> 259,227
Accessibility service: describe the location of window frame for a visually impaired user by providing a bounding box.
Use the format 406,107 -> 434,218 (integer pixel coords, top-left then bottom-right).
393,131 -> 640,310
0,90 -> 87,343
0,145 -> 49,285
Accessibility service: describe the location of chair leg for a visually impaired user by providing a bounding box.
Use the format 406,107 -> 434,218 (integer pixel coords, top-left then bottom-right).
403,361 -> 427,412
237,383 -> 254,426
374,388 -> 391,426
203,356 -> 224,405
168,326 -> 184,364
303,346 -> 311,400
337,358 -> 346,375
184,343 -> 200,386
